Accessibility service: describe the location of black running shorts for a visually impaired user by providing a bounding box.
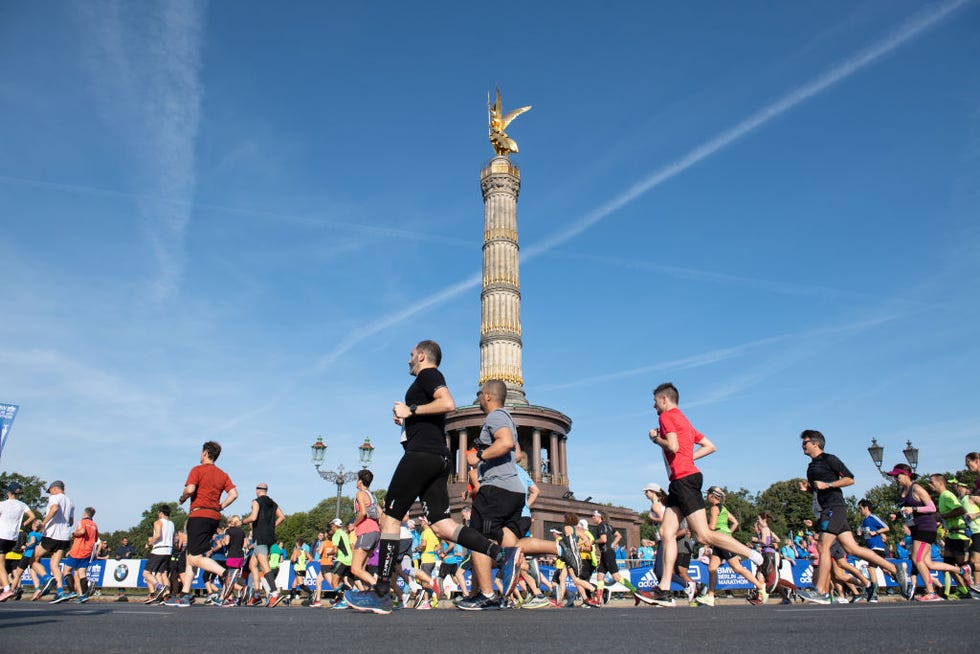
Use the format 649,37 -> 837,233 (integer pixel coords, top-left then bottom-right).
383,452 -> 451,522
470,485 -> 525,543
816,507 -> 850,536
596,548 -> 619,575
186,517 -> 220,557
145,554 -> 170,574
665,473 -> 705,517
39,537 -> 71,554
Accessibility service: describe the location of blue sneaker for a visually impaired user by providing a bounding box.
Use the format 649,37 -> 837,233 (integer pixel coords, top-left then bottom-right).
76,595 -> 90,604
498,547 -> 522,598
50,590 -> 76,604
345,590 -> 392,615
331,600 -> 349,609
164,594 -> 192,607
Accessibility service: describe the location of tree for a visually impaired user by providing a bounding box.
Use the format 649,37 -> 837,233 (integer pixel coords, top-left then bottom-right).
0,471 -> 47,514
715,487 -> 757,545
755,478 -> 814,540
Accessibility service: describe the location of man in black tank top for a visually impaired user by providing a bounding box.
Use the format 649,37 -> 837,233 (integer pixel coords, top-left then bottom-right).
242,483 -> 286,607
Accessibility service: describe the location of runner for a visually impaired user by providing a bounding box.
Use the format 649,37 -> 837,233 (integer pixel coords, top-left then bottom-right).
455,380 -> 582,610
166,441 -> 238,607
220,515 -> 246,606
7,518 -> 42,601
0,482 -> 35,601
327,518 -> 353,609
346,341 -> 518,615
54,506 -> 98,604
30,480 -> 74,601
590,510 -> 645,604
241,482 -> 286,607
143,504 -> 174,604
929,475 -> 974,599
350,469 -> 382,590
887,464 -> 969,601
696,487 -> 768,606
951,478 -> 980,590
856,500 -> 887,602
644,383 -> 767,607
796,431 -> 911,604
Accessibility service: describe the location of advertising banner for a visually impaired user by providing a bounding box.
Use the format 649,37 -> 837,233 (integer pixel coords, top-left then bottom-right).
0,403 -> 19,459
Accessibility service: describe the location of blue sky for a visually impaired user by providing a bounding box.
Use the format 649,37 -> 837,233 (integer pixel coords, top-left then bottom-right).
1,0 -> 977,531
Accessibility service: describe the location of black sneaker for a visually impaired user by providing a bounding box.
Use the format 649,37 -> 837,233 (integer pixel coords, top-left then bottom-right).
454,593 -> 501,611
647,587 -> 676,607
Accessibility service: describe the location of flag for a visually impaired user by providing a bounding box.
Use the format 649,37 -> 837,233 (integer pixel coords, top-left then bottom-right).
0,403 -> 20,459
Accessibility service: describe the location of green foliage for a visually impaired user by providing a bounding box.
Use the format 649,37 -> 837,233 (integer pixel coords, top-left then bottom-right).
102,502 -> 187,556
0,471 -> 47,514
755,478 -> 813,539
717,487 -> 757,544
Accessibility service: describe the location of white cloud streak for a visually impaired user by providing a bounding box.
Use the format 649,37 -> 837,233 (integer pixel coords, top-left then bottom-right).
540,314 -> 897,392
313,0 -> 967,366
521,0 -> 971,262
80,1 -> 206,301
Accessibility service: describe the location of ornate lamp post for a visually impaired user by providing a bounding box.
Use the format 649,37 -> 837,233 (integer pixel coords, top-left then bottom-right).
868,437 -> 918,478
311,436 -> 375,521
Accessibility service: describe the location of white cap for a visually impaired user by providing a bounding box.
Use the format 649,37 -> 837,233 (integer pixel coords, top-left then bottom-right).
643,482 -> 663,494
577,519 -> 589,530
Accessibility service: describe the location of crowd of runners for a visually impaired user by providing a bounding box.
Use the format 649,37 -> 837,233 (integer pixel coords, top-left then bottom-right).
2,339 -> 980,611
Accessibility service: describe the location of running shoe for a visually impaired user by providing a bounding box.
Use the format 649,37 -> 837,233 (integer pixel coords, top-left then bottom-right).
346,590 -> 393,615
522,595 -> 550,609
559,537 -> 581,577
799,589 -> 832,605
915,592 -> 943,602
633,590 -> 658,606
582,595 -> 602,608
309,600 -> 322,607
14,588 -> 23,601
644,587 -> 676,607
431,592 -> 439,609
76,595 -> 90,604
332,599 -> 349,609
454,593 -> 501,611
267,591 -> 284,608
497,546 -> 522,598
164,594 -> 192,607
960,563 -> 973,580
894,563 -> 913,600
415,599 -> 432,610
33,576 -> 55,601
865,582 -> 878,603
694,593 -> 715,607
50,590 -> 77,604
968,587 -> 980,600
685,581 -> 697,603
0,588 -> 14,602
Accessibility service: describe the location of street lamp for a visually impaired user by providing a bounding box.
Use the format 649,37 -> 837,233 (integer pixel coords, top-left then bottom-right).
310,435 -> 375,521
867,437 -> 918,478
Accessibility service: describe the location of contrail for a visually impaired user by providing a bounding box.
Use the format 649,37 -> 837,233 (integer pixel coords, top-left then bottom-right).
314,1 -> 968,367
521,0 -> 972,261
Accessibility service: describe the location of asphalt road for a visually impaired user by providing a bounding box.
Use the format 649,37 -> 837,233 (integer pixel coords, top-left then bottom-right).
0,599 -> 974,653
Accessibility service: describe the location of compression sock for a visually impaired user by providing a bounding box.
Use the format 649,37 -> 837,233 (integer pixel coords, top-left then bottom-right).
264,571 -> 277,592
619,576 -> 637,593
374,534 -> 399,596
79,578 -> 89,596
452,525 -> 498,559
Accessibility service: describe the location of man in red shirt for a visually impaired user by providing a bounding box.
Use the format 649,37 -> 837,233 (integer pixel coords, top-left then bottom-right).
52,506 -> 98,604
642,382 -> 766,606
166,441 -> 238,607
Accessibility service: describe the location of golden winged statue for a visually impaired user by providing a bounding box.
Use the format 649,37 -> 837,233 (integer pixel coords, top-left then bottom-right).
488,88 -> 531,157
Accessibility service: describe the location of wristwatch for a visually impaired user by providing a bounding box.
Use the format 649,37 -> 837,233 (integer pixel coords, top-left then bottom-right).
409,404 -> 418,415
476,450 -> 484,462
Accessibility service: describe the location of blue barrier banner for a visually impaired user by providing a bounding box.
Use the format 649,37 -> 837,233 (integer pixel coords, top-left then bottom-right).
0,402 -> 19,459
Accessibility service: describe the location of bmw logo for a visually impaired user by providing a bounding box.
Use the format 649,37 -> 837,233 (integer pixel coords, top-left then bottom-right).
113,564 -> 129,582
